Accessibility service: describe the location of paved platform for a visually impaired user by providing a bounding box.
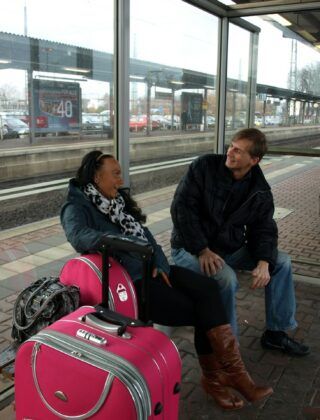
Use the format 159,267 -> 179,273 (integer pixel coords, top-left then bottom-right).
0,155 -> 319,419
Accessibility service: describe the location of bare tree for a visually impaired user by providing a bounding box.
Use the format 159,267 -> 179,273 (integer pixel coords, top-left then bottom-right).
0,84 -> 22,110
296,62 -> 320,95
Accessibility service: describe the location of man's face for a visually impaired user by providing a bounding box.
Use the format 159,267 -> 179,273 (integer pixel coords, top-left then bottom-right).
225,138 -> 259,175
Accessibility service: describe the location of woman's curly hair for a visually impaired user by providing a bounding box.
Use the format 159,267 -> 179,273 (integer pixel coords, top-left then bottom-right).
75,150 -> 146,224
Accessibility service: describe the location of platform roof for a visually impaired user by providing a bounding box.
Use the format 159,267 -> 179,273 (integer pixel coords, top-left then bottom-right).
1,26 -> 320,103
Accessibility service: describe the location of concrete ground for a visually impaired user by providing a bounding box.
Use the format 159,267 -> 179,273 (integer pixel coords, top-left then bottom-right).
0,154 -> 319,419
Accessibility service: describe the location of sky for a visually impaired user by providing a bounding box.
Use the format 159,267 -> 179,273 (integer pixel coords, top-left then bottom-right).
1,0 -> 320,100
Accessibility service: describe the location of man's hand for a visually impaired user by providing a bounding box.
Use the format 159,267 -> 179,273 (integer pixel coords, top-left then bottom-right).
199,247 -> 224,276
251,260 -> 270,289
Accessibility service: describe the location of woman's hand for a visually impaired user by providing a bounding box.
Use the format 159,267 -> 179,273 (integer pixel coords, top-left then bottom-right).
152,268 -> 172,287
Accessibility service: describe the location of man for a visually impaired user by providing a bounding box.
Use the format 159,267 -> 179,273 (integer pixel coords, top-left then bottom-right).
170,128 -> 309,356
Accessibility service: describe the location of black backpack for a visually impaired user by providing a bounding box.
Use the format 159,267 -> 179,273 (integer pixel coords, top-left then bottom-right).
12,276 -> 80,343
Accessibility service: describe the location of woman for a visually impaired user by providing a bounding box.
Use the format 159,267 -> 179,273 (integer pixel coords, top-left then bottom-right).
61,150 -> 273,411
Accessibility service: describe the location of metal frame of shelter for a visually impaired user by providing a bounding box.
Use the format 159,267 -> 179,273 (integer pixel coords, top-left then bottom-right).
1,0 -> 320,184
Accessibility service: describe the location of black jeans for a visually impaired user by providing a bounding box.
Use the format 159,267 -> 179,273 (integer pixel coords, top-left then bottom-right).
134,265 -> 229,355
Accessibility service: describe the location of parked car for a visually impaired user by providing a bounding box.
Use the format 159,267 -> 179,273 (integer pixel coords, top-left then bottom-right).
129,115 -> 145,131
265,115 -> 283,126
254,116 -> 263,127
162,115 -> 181,130
0,117 -> 29,138
102,120 -> 113,138
226,116 -> 245,129
151,114 -> 166,129
82,113 -> 103,133
20,114 -> 48,129
129,115 -> 160,132
205,115 -> 216,128
100,110 -> 110,118
0,124 -> 8,139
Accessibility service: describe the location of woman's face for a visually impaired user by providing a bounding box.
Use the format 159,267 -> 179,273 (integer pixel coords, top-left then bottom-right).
94,157 -> 124,199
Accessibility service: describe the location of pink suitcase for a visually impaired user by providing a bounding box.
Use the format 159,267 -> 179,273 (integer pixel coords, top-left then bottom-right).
60,253 -> 139,318
15,235 -> 182,419
14,305 -> 182,419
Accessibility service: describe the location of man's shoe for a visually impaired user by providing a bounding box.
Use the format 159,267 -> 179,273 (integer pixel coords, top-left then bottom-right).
261,331 -> 310,356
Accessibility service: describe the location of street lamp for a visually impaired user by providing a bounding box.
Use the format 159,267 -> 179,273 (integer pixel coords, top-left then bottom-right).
228,88 -> 238,129
145,70 -> 163,136
313,102 -> 319,124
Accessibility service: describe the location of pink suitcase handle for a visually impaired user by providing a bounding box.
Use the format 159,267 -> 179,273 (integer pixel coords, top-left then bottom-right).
83,312 -> 130,337
82,310 -> 152,337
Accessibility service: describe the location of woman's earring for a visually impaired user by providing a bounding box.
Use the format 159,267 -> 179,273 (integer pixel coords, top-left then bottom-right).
94,178 -> 102,193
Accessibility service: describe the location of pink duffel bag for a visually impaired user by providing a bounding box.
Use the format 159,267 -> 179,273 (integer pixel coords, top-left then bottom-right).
59,253 -> 139,319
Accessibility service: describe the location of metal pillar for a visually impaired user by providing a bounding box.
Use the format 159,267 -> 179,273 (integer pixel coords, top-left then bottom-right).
114,0 -> 130,187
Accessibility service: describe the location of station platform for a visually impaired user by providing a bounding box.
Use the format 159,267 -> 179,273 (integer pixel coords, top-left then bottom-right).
0,155 -> 319,419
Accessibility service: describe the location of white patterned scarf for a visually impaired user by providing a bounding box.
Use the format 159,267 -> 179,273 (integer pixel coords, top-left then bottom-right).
83,183 -> 147,241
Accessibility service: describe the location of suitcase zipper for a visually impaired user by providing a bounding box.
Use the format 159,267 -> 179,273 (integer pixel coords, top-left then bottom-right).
77,314 -> 178,416
30,330 -> 152,419
76,256 -> 116,311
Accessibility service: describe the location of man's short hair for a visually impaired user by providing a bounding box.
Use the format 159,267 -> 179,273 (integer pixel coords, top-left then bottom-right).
232,128 -> 268,161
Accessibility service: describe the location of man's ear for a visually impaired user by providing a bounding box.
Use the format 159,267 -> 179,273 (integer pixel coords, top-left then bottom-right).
251,156 -> 260,166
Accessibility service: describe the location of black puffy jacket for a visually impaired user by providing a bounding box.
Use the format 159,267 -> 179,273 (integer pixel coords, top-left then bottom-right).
170,154 -> 278,270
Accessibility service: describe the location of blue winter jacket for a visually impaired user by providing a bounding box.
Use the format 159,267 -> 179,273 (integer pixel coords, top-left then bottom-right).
60,179 -> 170,281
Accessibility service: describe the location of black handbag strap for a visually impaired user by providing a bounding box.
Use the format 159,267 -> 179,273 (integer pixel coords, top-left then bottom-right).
99,235 -> 154,321
140,257 -> 152,322
101,244 -> 110,308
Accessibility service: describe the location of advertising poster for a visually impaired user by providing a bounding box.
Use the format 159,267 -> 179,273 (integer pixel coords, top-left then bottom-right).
181,92 -> 203,125
32,80 -> 81,133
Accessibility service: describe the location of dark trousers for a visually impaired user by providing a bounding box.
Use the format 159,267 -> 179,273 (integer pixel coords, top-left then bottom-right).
134,265 -> 229,355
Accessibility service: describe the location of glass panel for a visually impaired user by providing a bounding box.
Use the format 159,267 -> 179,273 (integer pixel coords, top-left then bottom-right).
227,7 -> 320,276
0,0 -> 114,162
226,23 -> 251,139
129,0 -> 219,192
242,12 -> 320,155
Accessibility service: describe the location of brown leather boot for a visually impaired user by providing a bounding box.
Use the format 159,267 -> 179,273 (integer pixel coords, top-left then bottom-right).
206,324 -> 273,402
199,354 -> 244,410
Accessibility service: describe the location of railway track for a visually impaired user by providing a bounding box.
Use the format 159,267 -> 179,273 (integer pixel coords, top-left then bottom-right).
1,129 -> 319,230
